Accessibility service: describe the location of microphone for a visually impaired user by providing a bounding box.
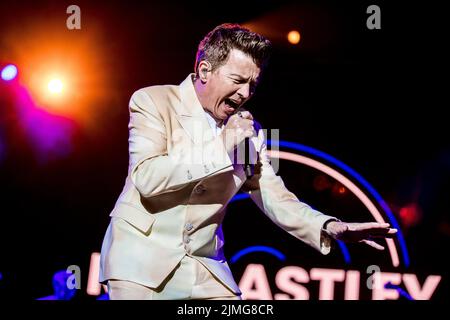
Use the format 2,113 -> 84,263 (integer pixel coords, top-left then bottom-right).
244,137 -> 253,178
235,107 -> 259,179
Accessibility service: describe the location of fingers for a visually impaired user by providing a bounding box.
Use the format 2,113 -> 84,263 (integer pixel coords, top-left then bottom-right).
388,228 -> 398,234
377,228 -> 397,236
239,119 -> 255,137
331,222 -> 349,235
367,228 -> 398,238
235,124 -> 255,139
223,112 -> 256,152
367,222 -> 390,229
231,113 -> 254,129
242,119 -> 254,127
361,239 -> 385,250
237,110 -> 253,120
352,222 -> 392,231
244,129 -> 256,138
236,119 -> 254,132
330,224 -> 349,241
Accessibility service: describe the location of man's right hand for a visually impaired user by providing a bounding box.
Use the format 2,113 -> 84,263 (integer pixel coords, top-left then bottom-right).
220,111 -> 255,155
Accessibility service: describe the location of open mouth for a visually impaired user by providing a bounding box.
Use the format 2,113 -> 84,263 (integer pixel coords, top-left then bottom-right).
224,98 -> 240,111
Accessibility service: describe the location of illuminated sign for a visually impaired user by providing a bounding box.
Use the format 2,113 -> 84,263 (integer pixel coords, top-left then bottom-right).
86,141 -> 443,299
238,263 -> 441,300
227,141 -> 441,300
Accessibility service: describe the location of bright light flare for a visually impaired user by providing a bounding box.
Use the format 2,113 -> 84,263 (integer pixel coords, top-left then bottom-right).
287,30 -> 301,45
3,19 -> 112,130
48,78 -> 63,94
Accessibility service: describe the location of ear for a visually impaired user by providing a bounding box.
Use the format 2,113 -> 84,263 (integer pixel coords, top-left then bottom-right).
197,60 -> 212,83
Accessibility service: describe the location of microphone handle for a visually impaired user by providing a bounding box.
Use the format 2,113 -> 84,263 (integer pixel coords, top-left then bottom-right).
244,137 -> 253,178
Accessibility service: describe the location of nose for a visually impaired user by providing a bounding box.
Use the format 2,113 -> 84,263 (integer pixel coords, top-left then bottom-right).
236,83 -> 251,100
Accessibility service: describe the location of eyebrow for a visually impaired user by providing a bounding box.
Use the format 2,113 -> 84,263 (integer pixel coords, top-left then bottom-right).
229,73 -> 258,85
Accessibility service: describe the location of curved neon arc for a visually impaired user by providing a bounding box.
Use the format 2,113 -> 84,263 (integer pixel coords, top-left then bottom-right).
272,150 -> 399,267
337,241 -> 351,264
230,245 -> 286,263
229,193 -> 351,264
268,140 -> 409,267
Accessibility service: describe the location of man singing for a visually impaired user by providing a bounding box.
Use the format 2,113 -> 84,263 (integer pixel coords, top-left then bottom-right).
99,23 -> 397,300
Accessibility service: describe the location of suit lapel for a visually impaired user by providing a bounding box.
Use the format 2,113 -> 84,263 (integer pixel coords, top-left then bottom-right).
176,74 -> 215,145
175,114 -> 212,145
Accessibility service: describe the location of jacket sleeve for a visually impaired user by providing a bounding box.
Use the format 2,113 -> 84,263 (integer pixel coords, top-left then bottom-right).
128,89 -> 233,198
246,128 -> 336,254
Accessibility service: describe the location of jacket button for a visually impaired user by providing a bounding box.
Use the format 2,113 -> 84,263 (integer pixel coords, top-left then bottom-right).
183,235 -> 191,244
185,223 -> 194,231
204,165 -> 210,174
194,184 -> 206,194
187,170 -> 192,180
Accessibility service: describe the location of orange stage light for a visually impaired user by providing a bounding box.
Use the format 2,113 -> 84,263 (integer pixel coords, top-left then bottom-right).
287,30 -> 301,45
2,18 -> 114,132
48,79 -> 63,94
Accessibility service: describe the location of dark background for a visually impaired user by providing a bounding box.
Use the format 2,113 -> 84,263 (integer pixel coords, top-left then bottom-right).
0,0 -> 448,300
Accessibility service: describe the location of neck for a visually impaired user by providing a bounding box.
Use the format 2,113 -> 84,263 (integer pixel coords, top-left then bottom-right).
193,77 -> 223,126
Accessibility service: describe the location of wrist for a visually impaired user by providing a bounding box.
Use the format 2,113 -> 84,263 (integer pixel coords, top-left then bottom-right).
323,218 -> 340,231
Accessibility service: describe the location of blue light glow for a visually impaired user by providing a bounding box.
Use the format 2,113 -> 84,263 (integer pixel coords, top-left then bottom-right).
1,64 -> 18,81
268,140 -> 409,267
231,245 -> 286,263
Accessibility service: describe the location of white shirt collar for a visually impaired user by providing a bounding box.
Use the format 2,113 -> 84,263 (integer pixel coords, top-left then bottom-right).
204,111 -> 223,137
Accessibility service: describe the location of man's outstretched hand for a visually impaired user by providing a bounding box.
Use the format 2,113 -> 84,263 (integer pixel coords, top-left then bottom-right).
324,221 -> 398,250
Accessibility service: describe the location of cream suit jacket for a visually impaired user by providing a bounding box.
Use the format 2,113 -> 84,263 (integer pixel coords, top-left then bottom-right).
99,74 -> 335,294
